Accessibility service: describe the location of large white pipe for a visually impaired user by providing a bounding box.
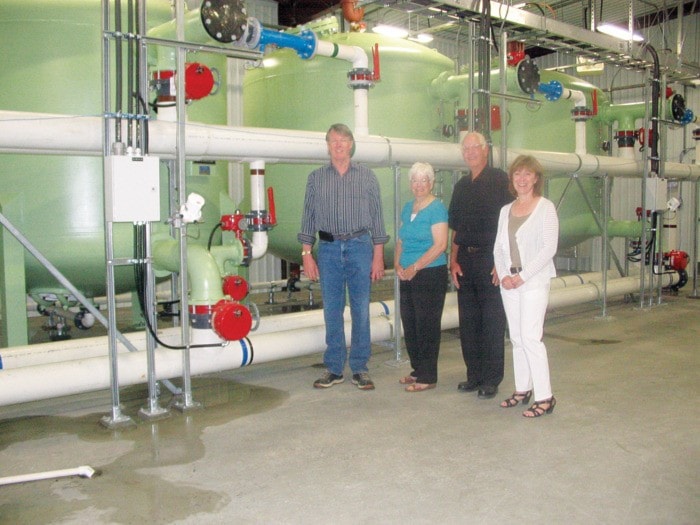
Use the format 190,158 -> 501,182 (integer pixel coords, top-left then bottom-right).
0,272 -> 678,406
314,39 -> 370,136
0,271 -> 646,370
2,111 -> 699,179
248,160 -> 269,260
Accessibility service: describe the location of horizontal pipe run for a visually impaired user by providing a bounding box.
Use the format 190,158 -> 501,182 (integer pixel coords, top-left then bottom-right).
1,111 -> 699,179
0,272 -> 678,406
0,271 -> 658,370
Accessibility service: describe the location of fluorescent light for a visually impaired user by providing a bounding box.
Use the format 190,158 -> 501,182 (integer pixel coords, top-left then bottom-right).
597,23 -> 644,42
408,33 -> 434,43
372,24 -> 409,39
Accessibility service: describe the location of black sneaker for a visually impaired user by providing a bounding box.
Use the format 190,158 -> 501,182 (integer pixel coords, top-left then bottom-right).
351,372 -> 375,390
313,371 -> 344,388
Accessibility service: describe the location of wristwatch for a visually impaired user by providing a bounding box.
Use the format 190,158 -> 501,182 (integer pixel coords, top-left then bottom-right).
301,250 -> 312,256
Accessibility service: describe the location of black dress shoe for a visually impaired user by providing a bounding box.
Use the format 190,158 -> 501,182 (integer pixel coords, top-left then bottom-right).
457,381 -> 480,392
477,385 -> 498,399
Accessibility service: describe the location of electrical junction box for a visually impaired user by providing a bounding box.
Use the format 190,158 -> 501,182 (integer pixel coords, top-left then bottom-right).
105,155 -> 160,222
645,177 -> 668,212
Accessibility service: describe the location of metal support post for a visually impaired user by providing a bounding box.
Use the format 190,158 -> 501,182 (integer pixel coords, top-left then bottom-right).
387,164 -> 407,368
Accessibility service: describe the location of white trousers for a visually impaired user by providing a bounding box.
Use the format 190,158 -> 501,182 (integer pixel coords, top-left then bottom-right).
500,283 -> 552,401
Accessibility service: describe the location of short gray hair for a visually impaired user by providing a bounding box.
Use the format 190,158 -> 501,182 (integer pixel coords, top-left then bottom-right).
461,131 -> 487,148
408,162 -> 435,183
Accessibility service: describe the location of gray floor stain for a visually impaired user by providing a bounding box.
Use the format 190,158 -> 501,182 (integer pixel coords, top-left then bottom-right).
0,378 -> 288,524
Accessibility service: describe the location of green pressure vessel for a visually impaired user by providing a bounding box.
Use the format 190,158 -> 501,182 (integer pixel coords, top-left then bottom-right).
243,31 -> 613,262
0,0 -> 231,305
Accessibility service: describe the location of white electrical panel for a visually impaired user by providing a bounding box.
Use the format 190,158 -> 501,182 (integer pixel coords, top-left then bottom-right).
645,177 -> 668,212
105,155 -> 161,222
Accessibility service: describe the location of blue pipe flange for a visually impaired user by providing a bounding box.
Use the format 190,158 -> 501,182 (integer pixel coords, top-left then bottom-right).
538,80 -> 563,102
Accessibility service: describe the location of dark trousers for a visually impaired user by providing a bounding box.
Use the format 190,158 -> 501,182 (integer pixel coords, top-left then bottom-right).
399,265 -> 448,384
456,251 -> 506,387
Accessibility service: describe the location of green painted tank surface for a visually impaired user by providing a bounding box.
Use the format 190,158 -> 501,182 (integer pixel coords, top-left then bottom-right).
244,33 -> 454,263
0,0 -> 230,301
244,32 -> 614,262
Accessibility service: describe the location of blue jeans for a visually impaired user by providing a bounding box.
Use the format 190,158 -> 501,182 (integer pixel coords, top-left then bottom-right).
317,233 -> 373,375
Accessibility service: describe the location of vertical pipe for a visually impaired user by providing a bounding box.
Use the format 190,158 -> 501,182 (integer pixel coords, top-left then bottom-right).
600,174 -> 610,317
127,0 -> 134,149
100,0 -> 132,428
141,222 -> 169,419
114,0 -> 121,145
173,1 -> 198,410
499,30 -> 508,171
689,180 -> 700,298
655,212 -> 664,305
639,78 -> 650,307
392,164 -> 404,363
354,88 -> 369,137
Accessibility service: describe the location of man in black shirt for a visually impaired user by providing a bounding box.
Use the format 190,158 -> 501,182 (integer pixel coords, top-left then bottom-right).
448,132 -> 513,399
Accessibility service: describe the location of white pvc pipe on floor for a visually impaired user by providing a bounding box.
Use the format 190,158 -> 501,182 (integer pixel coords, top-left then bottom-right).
0,466 -> 96,486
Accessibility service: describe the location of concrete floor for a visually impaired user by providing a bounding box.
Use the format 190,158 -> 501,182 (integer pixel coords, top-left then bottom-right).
0,293 -> 698,524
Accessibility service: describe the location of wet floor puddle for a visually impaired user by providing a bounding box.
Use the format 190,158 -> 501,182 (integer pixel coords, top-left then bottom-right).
0,378 -> 288,524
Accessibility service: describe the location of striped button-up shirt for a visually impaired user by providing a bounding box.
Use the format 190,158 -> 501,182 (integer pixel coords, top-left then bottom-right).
298,162 -> 389,246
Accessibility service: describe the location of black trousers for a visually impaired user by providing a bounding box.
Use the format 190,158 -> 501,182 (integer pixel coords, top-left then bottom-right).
456,250 -> 506,387
399,265 -> 448,384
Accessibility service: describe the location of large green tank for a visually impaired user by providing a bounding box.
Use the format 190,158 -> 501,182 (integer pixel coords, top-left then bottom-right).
0,0 -> 230,300
243,31 -> 615,262
244,33 -> 454,263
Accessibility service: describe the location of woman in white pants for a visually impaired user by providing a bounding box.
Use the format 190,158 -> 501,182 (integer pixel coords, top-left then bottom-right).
493,155 -> 559,417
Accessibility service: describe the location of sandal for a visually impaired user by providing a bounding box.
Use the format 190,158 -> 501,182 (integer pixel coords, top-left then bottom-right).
523,396 -> 557,418
405,383 -> 436,393
399,375 -> 417,385
500,390 -> 532,408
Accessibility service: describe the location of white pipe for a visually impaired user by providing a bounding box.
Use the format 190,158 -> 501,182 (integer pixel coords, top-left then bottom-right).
562,88 -> 586,108
560,88 -> 588,155
2,111 -> 698,179
0,271 -> 645,369
0,273 -> 678,406
619,145 -> 636,160
0,466 -> 97,486
313,40 -> 370,136
248,160 -> 269,260
0,297 -> 404,369
314,40 -> 368,69
575,120 -> 587,155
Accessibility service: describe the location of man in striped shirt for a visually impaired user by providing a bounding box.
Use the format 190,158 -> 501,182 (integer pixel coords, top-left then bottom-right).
298,123 -> 389,390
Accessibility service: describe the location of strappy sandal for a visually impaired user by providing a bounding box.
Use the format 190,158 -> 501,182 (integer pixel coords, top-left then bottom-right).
523,396 -> 557,418
405,383 -> 436,392
399,375 -> 417,385
500,390 -> 532,408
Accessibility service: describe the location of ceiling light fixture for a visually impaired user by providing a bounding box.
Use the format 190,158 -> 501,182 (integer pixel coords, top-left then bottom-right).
372,24 -> 409,39
597,23 -> 644,42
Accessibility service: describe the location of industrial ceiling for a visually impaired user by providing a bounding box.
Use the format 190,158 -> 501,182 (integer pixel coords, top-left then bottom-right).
276,0 -> 700,82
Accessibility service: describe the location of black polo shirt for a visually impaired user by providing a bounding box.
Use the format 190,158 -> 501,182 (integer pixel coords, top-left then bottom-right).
448,166 -> 513,249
